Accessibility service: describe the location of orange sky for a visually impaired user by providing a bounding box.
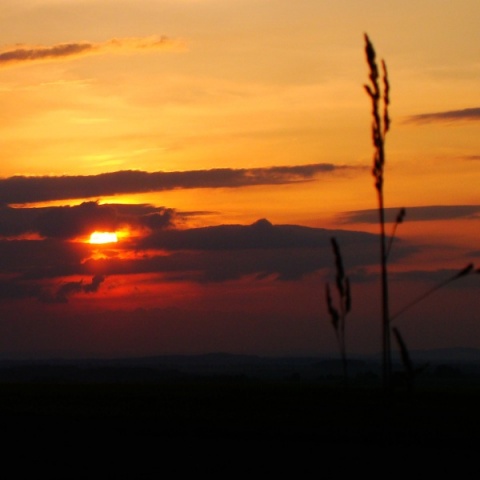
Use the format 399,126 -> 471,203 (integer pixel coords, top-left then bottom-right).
0,0 -> 478,358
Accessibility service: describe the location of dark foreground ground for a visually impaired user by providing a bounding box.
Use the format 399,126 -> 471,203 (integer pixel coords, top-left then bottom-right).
0,356 -> 480,449
2,380 -> 480,448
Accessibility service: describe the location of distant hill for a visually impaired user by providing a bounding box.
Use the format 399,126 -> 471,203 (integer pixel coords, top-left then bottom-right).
0,348 -> 479,383
407,347 -> 480,363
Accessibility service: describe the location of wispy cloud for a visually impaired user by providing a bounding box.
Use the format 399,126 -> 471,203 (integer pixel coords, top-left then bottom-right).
339,205 -> 480,224
0,164 -> 357,204
0,36 -> 181,67
406,107 -> 480,124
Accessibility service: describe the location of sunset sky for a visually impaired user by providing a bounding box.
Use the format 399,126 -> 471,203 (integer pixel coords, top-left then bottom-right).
0,0 -> 478,359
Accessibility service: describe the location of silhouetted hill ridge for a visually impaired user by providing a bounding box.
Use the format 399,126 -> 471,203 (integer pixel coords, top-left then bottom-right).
0,347 -> 479,383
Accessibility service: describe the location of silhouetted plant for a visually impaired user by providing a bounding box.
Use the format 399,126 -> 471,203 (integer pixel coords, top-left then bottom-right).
392,326 -> 432,394
386,207 -> 406,260
325,237 -> 351,383
391,327 -> 415,393
364,33 -> 392,389
363,36 -> 480,393
325,34 -> 478,393
391,263 -> 477,322
390,263 -> 479,394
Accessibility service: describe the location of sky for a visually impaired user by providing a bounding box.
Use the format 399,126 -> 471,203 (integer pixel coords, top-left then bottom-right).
0,0 -> 478,359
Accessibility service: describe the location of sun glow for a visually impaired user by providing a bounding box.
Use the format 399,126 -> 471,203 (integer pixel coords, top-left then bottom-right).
89,231 -> 118,244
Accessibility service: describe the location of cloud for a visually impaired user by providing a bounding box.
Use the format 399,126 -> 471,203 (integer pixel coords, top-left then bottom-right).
0,164 -> 356,205
39,280 -> 84,304
0,273 -> 105,303
0,202 -> 176,239
82,220 -> 403,283
406,107 -> 480,124
39,275 -> 106,303
339,205 -> 480,224
391,267 -> 479,285
0,217 -> 391,285
138,218 -> 375,251
83,274 -> 105,293
35,202 -> 118,239
0,238 -> 89,277
0,36 -> 181,67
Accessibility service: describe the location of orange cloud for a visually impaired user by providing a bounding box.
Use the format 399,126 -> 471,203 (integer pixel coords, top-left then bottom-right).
0,35 -> 183,67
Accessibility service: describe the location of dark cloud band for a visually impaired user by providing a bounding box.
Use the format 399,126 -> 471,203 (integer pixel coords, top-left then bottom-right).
339,205 -> 480,224
406,107 -> 480,124
0,43 -> 93,64
0,202 -> 175,239
0,164 -> 354,205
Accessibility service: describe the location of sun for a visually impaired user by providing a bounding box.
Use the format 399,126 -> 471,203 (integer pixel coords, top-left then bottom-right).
89,231 -> 118,244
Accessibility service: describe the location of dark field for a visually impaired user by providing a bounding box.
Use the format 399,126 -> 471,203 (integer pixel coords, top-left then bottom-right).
1,355 -> 480,449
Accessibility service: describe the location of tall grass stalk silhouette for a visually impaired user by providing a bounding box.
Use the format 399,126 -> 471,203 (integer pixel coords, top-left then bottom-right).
364,33 -> 392,389
325,35 -> 479,392
325,238 -> 351,383
363,36 -> 478,391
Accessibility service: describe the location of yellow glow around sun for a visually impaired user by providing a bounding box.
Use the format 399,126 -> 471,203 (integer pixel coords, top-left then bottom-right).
89,231 -> 118,244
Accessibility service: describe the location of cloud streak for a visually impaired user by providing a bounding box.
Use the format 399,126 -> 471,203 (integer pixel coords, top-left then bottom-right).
0,36 -> 180,67
339,205 -> 480,224
0,164 -> 356,204
406,107 -> 480,124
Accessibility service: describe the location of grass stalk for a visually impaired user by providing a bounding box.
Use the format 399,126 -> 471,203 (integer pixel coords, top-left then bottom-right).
364,34 -> 392,391
325,237 -> 351,383
386,208 -> 406,260
392,327 -> 415,393
391,263 -> 478,323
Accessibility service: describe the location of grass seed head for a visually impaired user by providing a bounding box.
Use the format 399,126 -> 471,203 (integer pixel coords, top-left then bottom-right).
325,283 -> 339,331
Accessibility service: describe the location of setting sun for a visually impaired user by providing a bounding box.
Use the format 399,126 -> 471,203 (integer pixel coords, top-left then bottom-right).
89,232 -> 118,244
